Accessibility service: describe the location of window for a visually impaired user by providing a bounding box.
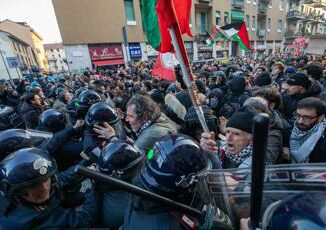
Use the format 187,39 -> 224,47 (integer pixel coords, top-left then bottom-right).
279,0 -> 284,11
252,16 -> 256,30
277,20 -> 282,32
267,18 -> 271,31
224,12 -> 229,25
200,12 -> 207,34
216,11 -> 221,26
124,0 -> 136,24
58,53 -> 61,58
50,49 -> 53,52
52,54 -> 55,58
57,48 -> 60,52
245,15 -> 250,28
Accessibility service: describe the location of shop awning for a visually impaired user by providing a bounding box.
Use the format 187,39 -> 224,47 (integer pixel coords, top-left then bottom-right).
231,11 -> 244,21
93,59 -> 125,66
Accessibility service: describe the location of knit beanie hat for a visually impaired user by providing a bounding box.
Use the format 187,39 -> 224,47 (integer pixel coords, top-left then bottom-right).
226,107 -> 256,134
254,72 -> 272,87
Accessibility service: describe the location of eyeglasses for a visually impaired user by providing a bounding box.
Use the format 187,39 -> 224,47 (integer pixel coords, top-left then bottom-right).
293,112 -> 319,122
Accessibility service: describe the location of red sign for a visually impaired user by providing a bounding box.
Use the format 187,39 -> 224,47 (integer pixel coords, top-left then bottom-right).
89,45 -> 123,60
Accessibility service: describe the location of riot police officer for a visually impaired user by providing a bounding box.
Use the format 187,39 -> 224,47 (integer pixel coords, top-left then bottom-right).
123,134 -> 231,230
83,102 -> 126,162
37,109 -> 83,171
97,140 -> 145,229
0,148 -> 99,229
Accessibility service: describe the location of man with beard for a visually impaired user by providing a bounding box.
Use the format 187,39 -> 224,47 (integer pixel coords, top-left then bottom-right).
52,89 -> 71,111
290,97 -> 326,163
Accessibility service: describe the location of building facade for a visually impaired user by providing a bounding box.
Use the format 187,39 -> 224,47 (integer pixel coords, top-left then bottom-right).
52,0 -> 325,70
44,43 -> 69,73
0,19 -> 49,72
0,31 -> 22,80
285,0 -> 326,49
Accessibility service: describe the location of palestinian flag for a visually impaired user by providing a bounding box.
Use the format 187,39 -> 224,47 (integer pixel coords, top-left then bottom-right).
220,22 -> 250,50
141,0 -> 192,53
212,26 -> 231,41
206,36 -> 214,46
152,52 -> 179,81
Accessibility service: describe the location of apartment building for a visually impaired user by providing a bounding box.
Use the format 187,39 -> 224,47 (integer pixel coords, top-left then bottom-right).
44,43 -> 69,73
0,19 -> 49,72
285,0 -> 326,46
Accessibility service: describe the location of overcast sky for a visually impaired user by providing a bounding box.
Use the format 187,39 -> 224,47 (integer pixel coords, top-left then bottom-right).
0,0 -> 62,44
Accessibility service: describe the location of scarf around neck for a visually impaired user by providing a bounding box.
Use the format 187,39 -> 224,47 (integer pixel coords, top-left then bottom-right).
223,144 -> 253,168
290,119 -> 326,163
136,120 -> 153,136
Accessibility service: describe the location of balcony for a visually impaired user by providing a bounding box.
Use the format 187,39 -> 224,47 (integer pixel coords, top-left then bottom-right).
284,29 -> 315,38
231,0 -> 244,9
257,29 -> 266,37
258,0 -> 271,14
287,10 -> 305,21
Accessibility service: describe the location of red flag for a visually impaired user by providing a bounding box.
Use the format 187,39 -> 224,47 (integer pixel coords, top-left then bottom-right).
155,0 -> 192,53
155,0 -> 194,80
152,52 -> 179,82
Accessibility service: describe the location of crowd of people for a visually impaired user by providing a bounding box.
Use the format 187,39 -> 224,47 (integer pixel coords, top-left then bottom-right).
0,53 -> 325,229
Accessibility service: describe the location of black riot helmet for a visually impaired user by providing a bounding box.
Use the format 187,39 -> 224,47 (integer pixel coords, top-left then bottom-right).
85,102 -> 119,126
183,105 -> 219,141
1,148 -> 57,198
85,102 -> 126,139
0,105 -> 24,131
75,87 -> 87,98
139,134 -> 209,203
262,192 -> 326,230
38,109 -> 67,132
98,140 -> 145,181
77,90 -> 102,117
0,129 -> 52,161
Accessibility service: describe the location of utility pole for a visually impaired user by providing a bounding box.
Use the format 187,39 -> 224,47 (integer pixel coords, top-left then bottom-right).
122,26 -> 131,68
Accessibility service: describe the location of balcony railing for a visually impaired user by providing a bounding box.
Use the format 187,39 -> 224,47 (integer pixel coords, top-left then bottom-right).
231,0 -> 244,8
284,30 -> 315,38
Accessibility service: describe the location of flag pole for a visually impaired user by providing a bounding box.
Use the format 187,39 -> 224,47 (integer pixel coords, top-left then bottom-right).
168,27 -> 209,133
168,26 -> 235,224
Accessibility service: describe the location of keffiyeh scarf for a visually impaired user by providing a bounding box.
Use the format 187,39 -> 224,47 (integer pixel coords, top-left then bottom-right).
290,120 -> 326,163
223,144 -> 253,168
136,120 -> 153,137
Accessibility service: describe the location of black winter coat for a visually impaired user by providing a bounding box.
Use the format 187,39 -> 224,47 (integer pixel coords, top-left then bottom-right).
20,102 -> 43,129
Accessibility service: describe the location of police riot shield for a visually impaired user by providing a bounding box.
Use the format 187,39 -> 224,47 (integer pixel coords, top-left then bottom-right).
196,163 -> 326,228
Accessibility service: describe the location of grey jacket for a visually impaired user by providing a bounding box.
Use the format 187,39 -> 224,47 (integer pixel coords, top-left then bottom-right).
135,113 -> 178,153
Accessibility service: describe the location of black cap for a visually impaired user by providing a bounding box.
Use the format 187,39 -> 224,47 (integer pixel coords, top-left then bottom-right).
286,73 -> 311,89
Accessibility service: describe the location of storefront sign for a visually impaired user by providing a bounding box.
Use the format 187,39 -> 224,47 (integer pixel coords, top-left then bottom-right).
89,45 -> 123,60
129,44 -> 142,58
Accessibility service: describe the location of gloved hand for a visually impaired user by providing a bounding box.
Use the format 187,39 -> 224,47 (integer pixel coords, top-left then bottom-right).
198,205 -> 233,230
